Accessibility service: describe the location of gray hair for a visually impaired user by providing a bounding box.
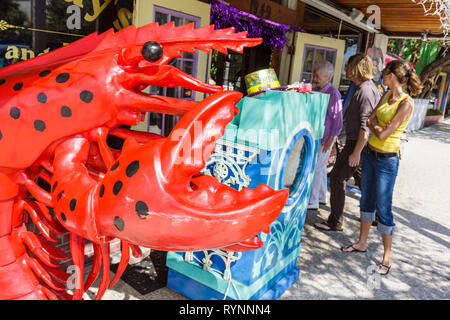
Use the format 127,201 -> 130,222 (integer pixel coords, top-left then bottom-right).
313,60 -> 334,81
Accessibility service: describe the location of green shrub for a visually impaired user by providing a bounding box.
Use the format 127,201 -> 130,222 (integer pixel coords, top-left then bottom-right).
426,109 -> 443,116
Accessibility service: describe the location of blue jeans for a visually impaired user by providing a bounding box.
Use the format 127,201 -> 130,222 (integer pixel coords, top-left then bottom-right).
360,147 -> 399,235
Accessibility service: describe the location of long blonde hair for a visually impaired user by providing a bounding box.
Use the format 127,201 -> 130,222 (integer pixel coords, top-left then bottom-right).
347,53 -> 374,82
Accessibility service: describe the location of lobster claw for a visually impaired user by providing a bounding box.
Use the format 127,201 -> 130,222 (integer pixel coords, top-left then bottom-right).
220,235 -> 264,252
96,91 -> 288,251
160,91 -> 241,184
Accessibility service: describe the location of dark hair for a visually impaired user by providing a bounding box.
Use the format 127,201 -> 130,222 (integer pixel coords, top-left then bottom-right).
384,60 -> 423,96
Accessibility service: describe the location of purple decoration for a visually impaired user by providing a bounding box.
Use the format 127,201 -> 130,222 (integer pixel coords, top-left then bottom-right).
210,0 -> 305,50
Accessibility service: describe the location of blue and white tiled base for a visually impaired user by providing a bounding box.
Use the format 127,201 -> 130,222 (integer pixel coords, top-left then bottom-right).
166,252 -> 300,300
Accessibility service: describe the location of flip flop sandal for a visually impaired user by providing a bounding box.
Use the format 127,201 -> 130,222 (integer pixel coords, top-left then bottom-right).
375,263 -> 391,275
340,244 -> 367,253
313,221 -> 343,232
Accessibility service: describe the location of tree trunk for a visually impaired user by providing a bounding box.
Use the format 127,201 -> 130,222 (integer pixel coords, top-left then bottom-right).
396,39 -> 406,56
411,40 -> 423,65
418,47 -> 450,98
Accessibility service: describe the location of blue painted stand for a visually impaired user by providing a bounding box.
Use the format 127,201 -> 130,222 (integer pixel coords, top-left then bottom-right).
166,91 -> 329,300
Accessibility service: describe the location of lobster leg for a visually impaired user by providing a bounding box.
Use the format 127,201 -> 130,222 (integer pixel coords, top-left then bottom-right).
20,231 -> 67,268
70,233 -> 85,300
23,256 -> 66,291
41,263 -> 71,285
38,169 -> 52,185
130,244 -> 142,258
39,285 -> 59,300
42,287 -> 74,300
15,199 -> 59,243
34,202 -> 67,234
1,197 -> 71,300
95,242 -> 110,300
14,171 -> 52,207
84,242 -> 102,291
39,159 -> 54,174
25,200 -> 64,236
109,240 -> 130,289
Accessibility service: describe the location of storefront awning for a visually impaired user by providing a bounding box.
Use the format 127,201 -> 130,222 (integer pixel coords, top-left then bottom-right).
328,0 -> 446,37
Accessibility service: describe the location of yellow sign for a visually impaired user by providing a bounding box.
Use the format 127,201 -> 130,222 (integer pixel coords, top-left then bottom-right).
65,0 -> 124,23
4,46 -> 50,61
64,0 -> 132,31
0,1 -> 134,65
113,7 -> 133,30
64,0 -> 84,8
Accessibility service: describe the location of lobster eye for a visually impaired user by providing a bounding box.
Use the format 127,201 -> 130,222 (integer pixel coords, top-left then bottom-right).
142,41 -> 163,62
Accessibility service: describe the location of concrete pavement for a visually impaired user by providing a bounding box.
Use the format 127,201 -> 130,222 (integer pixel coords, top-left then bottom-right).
280,117 -> 450,299
85,118 -> 450,300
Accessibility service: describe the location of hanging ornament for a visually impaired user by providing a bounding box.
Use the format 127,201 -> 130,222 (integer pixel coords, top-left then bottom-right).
210,0 -> 304,50
412,0 -> 450,51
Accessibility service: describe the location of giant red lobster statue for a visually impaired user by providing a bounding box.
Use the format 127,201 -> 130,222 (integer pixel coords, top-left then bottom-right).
0,22 -> 288,300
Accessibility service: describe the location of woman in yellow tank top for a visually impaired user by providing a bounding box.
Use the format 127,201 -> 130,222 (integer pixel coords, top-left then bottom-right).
341,60 -> 422,276
368,92 -> 411,153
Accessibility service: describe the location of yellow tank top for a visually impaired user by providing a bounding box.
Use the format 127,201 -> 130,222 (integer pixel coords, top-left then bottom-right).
369,92 -> 413,153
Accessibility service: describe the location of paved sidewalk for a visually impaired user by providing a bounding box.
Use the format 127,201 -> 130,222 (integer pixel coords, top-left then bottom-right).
280,117 -> 450,299
86,118 -> 450,300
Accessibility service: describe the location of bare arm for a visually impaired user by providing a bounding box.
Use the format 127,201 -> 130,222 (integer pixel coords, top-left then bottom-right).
348,129 -> 369,167
369,98 -> 413,141
367,91 -> 390,125
322,135 -> 336,153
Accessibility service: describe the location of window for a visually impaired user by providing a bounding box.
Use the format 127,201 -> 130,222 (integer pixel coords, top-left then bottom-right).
300,45 -> 337,84
147,6 -> 200,136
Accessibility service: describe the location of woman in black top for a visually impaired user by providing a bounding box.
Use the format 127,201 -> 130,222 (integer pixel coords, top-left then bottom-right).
314,53 -> 381,232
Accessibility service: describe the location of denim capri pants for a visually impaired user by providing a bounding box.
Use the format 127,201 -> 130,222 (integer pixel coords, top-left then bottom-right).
360,147 -> 399,235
